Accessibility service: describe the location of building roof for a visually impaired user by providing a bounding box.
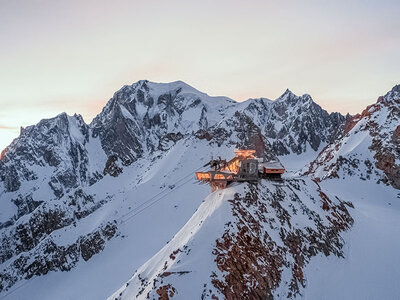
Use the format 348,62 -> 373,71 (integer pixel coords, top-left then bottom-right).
261,161 -> 285,170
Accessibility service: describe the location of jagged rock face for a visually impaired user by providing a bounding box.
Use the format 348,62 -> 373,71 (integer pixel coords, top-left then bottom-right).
0,113 -> 99,197
0,221 -> 117,293
196,111 -> 278,161
90,80 -> 237,165
194,90 -> 346,158
103,154 -> 123,177
91,95 -> 146,165
109,180 -> 353,300
241,91 -> 346,155
0,189 -> 109,263
308,85 -> 400,189
90,81 -> 345,169
0,187 -> 116,293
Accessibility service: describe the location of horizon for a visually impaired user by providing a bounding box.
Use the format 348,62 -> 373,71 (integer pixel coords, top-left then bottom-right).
1,0 -> 400,151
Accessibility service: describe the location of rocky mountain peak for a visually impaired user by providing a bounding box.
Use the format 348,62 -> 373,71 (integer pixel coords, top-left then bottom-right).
382,84 -> 400,103
389,83 -> 400,94
275,89 -> 314,108
277,88 -> 296,101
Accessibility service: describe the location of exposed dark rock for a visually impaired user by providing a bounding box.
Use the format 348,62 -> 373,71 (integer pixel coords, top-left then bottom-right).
81,222 -> 117,261
104,154 -> 123,177
11,194 -> 43,219
2,165 -> 21,192
211,181 -> 353,298
0,222 -> 117,293
158,132 -> 183,151
0,190 -> 109,266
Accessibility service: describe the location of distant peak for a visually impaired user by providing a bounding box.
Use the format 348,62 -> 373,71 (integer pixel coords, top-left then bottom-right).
382,83 -> 400,103
274,89 -> 317,107
135,79 -> 149,85
57,112 -> 68,118
133,79 -> 187,87
276,88 -> 297,101
391,84 -> 400,92
302,93 -> 313,101
170,80 -> 186,85
49,112 -> 69,122
130,80 -> 209,98
131,79 -> 193,92
284,88 -> 294,95
133,79 -> 150,89
44,112 -> 86,126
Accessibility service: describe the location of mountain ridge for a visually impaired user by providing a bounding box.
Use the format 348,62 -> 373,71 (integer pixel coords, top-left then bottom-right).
0,80 -> 346,197
308,84 -> 400,189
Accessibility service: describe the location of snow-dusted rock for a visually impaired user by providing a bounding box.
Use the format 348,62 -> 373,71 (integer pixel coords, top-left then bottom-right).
308,85 -> 400,189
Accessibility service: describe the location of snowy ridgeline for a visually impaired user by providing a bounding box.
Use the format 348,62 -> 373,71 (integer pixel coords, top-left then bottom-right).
0,81 -> 399,299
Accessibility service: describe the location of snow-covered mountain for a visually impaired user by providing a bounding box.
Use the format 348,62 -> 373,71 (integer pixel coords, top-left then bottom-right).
241,90 -> 346,155
0,80 -> 399,299
308,84 -> 400,189
90,81 -> 237,167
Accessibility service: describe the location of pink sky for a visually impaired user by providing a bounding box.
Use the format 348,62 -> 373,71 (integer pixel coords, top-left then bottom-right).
0,0 -> 399,150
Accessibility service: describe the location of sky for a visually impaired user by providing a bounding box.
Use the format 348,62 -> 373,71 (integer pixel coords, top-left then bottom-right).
0,0 -> 399,151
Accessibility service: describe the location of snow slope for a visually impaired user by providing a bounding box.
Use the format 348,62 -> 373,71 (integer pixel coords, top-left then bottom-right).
304,178 -> 400,299
0,138 -> 219,299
